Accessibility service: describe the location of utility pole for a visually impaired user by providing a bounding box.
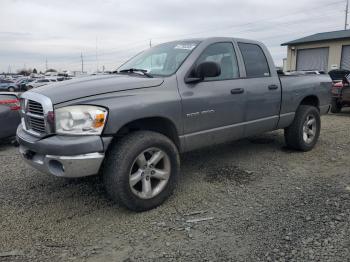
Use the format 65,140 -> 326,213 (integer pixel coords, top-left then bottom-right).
96,37 -> 99,73
45,58 -> 48,72
346,0 -> 349,30
81,52 -> 84,73
149,39 -> 152,48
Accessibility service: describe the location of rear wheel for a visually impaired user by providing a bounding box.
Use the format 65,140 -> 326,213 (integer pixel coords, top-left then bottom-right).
26,85 -> 33,90
8,87 -> 15,92
331,98 -> 342,113
284,105 -> 321,151
103,131 -> 180,212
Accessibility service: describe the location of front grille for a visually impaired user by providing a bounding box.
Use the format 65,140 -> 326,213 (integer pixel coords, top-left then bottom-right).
27,100 -> 45,134
21,93 -> 54,137
28,100 -> 44,115
28,115 -> 46,133
26,100 -> 46,135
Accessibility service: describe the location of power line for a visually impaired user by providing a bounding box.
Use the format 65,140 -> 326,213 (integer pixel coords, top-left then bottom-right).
40,0 -> 344,64
149,0 -> 345,42
345,0 -> 349,29
14,0 -> 345,72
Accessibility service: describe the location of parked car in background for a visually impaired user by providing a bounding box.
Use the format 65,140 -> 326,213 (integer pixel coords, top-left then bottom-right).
328,69 -> 350,83
17,37 -> 331,211
15,78 -> 34,92
330,78 -> 350,113
328,69 -> 350,113
0,92 -> 20,139
0,79 -> 20,92
26,79 -> 53,89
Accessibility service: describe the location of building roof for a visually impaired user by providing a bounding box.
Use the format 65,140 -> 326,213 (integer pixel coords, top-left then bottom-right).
281,29 -> 350,46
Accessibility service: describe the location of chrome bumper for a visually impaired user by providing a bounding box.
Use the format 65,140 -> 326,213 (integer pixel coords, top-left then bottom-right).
19,146 -> 104,178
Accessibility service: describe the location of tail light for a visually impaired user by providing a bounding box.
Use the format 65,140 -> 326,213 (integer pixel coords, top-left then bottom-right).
332,82 -> 343,94
0,99 -> 20,111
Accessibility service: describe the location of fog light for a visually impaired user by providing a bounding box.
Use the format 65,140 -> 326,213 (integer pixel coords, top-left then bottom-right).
48,160 -> 65,176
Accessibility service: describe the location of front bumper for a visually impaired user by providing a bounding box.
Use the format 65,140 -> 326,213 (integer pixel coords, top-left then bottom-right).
17,125 -> 112,178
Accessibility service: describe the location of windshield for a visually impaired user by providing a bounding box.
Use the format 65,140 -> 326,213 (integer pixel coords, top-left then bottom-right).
118,41 -> 200,76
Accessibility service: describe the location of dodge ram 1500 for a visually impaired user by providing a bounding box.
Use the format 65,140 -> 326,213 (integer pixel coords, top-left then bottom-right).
17,37 -> 332,211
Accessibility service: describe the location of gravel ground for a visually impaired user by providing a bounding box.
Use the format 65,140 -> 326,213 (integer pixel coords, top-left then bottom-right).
1,110 -> 350,262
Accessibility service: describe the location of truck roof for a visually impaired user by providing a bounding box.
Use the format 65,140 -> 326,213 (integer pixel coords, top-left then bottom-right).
173,37 -> 263,45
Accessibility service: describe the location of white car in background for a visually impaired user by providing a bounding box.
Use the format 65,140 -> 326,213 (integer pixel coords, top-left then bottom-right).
26,79 -> 56,89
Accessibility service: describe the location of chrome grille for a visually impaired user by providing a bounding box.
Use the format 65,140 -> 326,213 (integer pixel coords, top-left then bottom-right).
28,100 -> 44,115
28,115 -> 45,133
20,92 -> 54,137
26,100 -> 45,135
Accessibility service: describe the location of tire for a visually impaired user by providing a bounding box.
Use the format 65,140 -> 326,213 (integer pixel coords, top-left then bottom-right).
284,105 -> 321,152
8,87 -> 15,92
26,86 -> 33,90
331,98 -> 342,113
103,131 -> 180,212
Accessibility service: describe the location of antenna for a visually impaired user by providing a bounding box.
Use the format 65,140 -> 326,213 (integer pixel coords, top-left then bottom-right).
346,0 -> 349,30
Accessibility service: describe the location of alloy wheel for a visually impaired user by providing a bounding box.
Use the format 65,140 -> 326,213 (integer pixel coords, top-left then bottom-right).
303,115 -> 317,144
129,148 -> 171,199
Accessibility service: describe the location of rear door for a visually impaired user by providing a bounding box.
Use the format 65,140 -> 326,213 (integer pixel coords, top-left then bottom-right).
237,42 -> 281,137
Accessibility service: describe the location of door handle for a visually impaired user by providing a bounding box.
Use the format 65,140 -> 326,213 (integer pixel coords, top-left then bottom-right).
268,84 -> 279,90
231,88 -> 244,94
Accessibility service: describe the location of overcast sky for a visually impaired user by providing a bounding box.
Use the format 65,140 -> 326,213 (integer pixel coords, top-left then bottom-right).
0,0 -> 347,73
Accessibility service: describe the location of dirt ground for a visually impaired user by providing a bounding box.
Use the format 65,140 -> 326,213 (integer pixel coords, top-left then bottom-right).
1,110 -> 349,262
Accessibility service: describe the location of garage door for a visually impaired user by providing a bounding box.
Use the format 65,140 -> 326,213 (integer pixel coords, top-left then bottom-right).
296,48 -> 329,72
341,45 -> 350,70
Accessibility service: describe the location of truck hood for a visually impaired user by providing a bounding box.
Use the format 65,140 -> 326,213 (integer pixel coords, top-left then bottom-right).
31,75 -> 164,104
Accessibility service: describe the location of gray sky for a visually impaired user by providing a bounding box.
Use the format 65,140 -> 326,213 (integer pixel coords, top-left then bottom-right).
0,0 -> 347,73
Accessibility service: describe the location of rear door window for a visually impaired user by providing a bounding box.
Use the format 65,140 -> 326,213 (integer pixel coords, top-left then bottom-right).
238,43 -> 270,78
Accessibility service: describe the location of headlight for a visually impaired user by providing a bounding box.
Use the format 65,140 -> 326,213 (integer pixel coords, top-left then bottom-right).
55,105 -> 108,135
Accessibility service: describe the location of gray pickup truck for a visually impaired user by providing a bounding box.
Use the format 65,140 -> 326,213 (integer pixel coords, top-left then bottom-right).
17,37 -> 331,211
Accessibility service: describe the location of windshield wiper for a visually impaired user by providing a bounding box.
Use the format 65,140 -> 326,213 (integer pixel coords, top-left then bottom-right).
118,68 -> 153,78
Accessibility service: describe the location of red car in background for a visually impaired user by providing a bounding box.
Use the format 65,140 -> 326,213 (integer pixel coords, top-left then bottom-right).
329,70 -> 350,113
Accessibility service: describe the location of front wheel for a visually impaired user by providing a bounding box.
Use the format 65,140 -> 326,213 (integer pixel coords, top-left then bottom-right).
284,105 -> 321,151
331,98 -> 342,113
103,131 -> 180,212
8,87 -> 15,92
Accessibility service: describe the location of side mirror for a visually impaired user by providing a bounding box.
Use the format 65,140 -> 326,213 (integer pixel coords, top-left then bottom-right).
185,61 -> 221,83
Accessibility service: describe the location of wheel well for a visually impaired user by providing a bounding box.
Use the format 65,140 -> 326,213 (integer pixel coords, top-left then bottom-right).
300,96 -> 319,109
115,117 -> 180,149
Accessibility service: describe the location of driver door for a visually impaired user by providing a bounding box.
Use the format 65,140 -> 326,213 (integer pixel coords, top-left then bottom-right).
179,42 -> 247,151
